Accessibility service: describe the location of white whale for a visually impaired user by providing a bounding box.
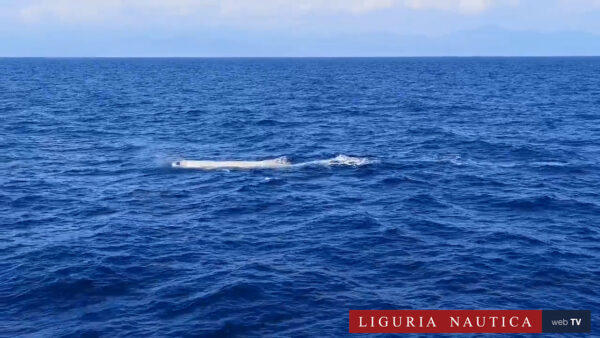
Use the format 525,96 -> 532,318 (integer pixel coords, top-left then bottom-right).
172,157 -> 291,169
171,155 -> 374,170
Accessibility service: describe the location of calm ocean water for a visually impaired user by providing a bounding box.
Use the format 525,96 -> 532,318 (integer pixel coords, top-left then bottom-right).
1,58 -> 599,337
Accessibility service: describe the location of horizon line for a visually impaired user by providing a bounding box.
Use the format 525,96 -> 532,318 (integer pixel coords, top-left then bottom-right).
2,55 -> 600,58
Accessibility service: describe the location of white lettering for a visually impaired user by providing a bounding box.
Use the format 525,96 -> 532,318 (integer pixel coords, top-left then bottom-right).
427,317 -> 436,327
463,317 -> 473,327
379,316 -> 388,327
476,317 -> 486,327
490,316 -> 498,327
359,316 -> 367,328
393,317 -> 402,327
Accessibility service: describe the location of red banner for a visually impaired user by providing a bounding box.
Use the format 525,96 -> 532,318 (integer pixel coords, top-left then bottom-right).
349,310 -> 542,333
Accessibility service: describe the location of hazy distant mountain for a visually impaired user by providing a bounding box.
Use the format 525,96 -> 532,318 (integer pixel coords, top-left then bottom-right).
2,27 -> 600,56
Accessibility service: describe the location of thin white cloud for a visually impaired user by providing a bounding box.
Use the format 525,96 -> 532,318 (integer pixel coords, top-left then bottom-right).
217,0 -> 396,16
557,0 -> 600,12
406,0 -> 523,14
19,0 -> 397,23
19,0 -> 208,23
406,0 -> 489,14
18,0 -> 523,24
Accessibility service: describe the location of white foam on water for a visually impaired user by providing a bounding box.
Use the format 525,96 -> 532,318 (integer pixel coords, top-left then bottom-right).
292,155 -> 376,168
171,155 -> 374,170
531,161 -> 569,167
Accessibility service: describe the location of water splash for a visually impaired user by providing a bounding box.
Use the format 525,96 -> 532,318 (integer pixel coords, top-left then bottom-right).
292,155 -> 376,168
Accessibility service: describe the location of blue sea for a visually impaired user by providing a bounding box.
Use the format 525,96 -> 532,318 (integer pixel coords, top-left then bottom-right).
1,58 -> 599,337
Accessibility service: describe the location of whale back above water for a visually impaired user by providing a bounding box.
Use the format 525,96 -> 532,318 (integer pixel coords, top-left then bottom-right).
171,155 -> 373,170
172,157 -> 291,169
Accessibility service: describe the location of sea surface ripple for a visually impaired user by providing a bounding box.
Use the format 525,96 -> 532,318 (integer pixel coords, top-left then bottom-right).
1,58 -> 599,337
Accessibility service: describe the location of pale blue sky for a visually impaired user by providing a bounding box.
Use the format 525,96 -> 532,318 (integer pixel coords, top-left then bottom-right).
2,0 -> 600,56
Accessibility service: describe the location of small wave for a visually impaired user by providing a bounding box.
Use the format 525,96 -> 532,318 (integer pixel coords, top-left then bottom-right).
292,155 -> 376,168
530,161 -> 569,167
172,155 -> 375,170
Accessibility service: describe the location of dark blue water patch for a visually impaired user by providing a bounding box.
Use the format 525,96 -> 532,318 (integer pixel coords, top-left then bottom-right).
492,194 -> 600,214
378,175 -> 430,187
1,58 -> 600,337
